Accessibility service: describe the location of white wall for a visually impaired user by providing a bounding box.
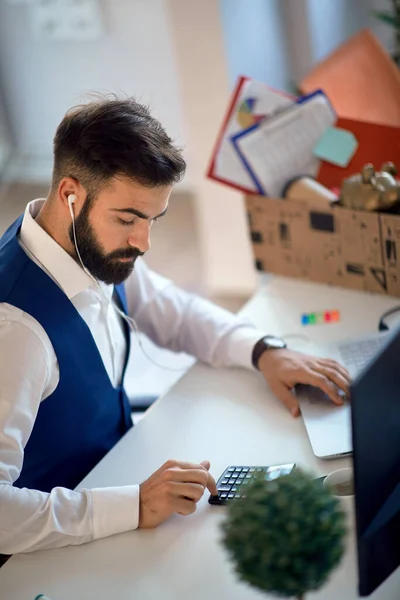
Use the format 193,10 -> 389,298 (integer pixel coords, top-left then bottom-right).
166,0 -> 257,297
0,0 -> 187,183
306,0 -> 394,64
219,0 -> 291,91
219,0 -> 395,90
0,94 -> 11,177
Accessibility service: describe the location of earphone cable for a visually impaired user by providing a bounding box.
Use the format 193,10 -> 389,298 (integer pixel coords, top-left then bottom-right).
70,210 -> 188,373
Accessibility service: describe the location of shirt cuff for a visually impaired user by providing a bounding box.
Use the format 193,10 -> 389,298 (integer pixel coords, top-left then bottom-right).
226,327 -> 265,370
90,485 -> 140,540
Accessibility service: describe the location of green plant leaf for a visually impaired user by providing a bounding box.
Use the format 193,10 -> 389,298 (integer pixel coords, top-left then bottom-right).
372,10 -> 399,28
221,469 -> 346,598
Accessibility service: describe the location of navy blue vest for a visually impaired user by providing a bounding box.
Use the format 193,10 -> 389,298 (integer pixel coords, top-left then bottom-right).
0,216 -> 133,493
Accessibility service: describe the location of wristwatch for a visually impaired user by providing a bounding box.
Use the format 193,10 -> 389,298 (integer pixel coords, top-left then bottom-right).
252,335 -> 287,370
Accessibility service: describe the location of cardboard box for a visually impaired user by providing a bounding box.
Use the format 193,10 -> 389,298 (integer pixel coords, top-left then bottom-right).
245,194 -> 400,296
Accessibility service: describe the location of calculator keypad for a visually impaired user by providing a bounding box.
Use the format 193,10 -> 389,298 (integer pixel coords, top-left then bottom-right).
208,464 -> 296,505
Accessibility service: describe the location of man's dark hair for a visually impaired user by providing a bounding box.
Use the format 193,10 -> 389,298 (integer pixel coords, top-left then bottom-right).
51,95 -> 186,195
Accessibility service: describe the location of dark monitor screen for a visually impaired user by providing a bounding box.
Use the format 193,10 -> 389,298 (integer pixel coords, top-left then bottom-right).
351,328 -> 400,596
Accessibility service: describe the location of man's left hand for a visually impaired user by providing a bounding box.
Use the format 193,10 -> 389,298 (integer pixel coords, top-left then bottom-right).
258,349 -> 351,418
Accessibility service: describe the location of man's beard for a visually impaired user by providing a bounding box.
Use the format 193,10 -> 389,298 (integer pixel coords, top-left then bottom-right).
68,197 -> 144,285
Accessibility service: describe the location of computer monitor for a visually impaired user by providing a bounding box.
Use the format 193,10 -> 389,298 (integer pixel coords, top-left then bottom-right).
351,326 -> 400,596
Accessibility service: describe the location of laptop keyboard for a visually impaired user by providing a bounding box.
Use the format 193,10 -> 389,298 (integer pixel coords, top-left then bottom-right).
338,336 -> 387,375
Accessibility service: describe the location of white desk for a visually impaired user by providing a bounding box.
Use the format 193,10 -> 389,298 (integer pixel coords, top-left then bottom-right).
1,275 -> 400,600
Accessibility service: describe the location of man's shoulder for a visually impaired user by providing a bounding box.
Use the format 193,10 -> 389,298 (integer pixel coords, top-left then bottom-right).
0,302 -> 53,359
0,301 -> 25,322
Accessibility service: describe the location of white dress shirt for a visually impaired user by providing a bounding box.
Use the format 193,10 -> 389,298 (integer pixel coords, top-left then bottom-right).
0,200 -> 264,555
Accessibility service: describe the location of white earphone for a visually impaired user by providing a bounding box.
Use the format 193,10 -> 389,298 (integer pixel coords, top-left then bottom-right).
66,192 -> 184,373
67,193 -> 76,219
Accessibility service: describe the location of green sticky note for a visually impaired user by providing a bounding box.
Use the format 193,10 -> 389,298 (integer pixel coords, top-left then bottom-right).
313,127 -> 358,167
308,313 -> 316,325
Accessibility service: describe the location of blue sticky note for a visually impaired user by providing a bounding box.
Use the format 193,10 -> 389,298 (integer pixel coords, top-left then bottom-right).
301,314 -> 309,326
313,127 -> 358,167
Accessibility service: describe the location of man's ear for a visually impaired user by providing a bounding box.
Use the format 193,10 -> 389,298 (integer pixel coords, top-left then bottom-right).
58,177 -> 86,216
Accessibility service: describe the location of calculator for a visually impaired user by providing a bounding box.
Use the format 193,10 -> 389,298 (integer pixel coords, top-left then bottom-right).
208,463 -> 296,505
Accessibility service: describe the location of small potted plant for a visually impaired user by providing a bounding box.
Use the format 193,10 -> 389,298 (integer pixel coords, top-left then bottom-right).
221,469 -> 346,600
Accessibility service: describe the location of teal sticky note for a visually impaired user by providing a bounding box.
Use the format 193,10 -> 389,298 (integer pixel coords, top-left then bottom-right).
313,127 -> 358,167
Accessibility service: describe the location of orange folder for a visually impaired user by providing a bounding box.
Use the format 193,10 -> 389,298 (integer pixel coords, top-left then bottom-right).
317,117 -> 400,189
300,29 -> 400,127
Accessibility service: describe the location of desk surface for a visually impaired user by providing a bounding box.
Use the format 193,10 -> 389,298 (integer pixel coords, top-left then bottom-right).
1,275 -> 399,600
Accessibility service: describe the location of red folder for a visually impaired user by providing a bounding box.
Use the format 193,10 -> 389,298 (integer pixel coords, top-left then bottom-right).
206,75 -> 295,194
206,75 -> 254,194
317,118 -> 400,189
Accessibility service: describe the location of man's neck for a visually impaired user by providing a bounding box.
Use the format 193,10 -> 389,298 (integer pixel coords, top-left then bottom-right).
35,200 -> 75,259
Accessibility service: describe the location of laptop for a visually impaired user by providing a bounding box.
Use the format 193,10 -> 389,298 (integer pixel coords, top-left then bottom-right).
295,330 -> 390,459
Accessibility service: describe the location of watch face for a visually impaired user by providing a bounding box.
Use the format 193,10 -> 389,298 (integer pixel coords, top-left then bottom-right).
264,336 -> 286,349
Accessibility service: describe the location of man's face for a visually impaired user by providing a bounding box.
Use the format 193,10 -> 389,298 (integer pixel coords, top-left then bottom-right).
68,176 -> 172,285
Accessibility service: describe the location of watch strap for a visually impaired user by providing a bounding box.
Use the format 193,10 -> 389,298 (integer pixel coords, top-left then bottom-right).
251,335 -> 287,370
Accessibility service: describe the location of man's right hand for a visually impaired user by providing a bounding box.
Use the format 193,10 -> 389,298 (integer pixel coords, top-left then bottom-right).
138,459 -> 218,528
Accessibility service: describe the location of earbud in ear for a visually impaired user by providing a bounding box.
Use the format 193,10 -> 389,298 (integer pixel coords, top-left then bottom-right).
67,194 -> 76,219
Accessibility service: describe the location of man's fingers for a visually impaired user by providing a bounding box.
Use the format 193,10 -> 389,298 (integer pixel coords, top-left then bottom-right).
206,474 -> 218,496
300,369 -> 344,405
194,460 -> 218,495
162,465 -> 218,495
271,383 -> 300,417
168,482 -> 206,502
314,364 -> 350,396
163,459 -> 209,472
164,467 -> 207,485
317,359 -> 351,385
170,476 -> 217,499
176,498 -> 197,516
200,462 -> 218,495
